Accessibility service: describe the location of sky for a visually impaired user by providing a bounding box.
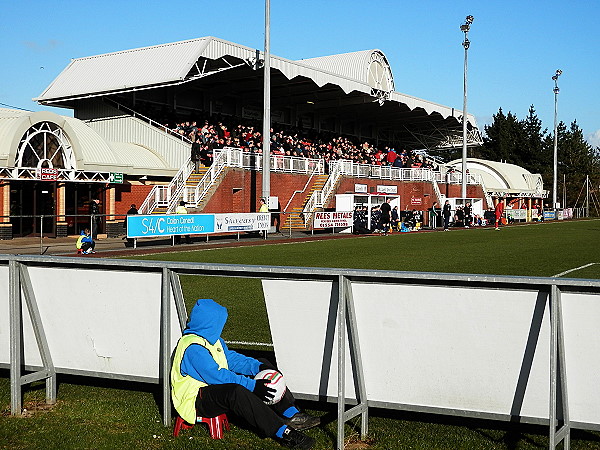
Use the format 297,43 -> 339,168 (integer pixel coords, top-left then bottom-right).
2,0 -> 599,147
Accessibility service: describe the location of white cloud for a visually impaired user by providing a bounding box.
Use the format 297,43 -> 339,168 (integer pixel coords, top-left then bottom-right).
586,129 -> 600,148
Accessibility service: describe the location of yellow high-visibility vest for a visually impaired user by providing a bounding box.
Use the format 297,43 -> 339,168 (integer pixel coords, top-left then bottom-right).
170,334 -> 228,424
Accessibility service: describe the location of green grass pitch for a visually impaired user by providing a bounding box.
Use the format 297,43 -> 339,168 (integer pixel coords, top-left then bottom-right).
2,220 -> 600,449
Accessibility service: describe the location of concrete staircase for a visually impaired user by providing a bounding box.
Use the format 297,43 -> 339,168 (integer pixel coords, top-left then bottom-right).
186,167 -> 209,188
283,174 -> 329,230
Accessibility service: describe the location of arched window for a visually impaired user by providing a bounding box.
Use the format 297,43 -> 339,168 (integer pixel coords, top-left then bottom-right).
15,121 -> 76,170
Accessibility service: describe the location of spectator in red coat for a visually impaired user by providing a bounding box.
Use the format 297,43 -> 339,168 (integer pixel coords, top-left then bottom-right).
495,199 -> 505,230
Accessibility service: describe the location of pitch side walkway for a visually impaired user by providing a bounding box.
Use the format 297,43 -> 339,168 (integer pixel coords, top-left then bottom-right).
2,221 -> 539,258
0,230 -> 370,258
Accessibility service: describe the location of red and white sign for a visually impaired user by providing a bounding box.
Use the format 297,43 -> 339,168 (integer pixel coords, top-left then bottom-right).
37,167 -> 59,181
410,197 -> 422,206
313,211 -> 353,228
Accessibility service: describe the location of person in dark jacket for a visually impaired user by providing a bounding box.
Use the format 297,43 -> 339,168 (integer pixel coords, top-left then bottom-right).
123,204 -> 138,247
171,299 -> 319,449
379,199 -> 392,235
442,200 -> 452,231
90,198 -> 101,239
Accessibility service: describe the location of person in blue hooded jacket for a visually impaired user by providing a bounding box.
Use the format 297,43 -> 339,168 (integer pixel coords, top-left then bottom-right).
76,228 -> 95,254
171,299 -> 319,449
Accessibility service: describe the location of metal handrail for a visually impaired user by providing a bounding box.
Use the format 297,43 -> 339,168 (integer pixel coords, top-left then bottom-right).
102,97 -> 193,144
189,150 -> 229,210
283,166 -> 321,214
165,159 -> 195,213
0,167 -> 112,183
432,178 -> 444,205
139,159 -> 194,215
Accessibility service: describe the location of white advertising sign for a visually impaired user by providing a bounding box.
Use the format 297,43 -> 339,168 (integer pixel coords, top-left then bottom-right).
377,185 -> 398,194
214,213 -> 270,232
506,209 -> 527,220
355,184 -> 368,193
313,211 -> 353,228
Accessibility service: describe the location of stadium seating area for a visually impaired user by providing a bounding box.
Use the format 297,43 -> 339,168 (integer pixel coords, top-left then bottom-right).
158,113 -> 439,170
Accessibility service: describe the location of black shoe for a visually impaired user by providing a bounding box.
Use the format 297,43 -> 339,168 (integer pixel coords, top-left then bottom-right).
280,427 -> 315,449
284,412 -> 320,431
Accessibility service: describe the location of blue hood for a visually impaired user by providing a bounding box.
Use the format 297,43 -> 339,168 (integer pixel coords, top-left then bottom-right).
184,299 -> 228,345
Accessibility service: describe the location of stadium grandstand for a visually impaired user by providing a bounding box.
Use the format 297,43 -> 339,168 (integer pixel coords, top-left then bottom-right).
0,36 -> 547,239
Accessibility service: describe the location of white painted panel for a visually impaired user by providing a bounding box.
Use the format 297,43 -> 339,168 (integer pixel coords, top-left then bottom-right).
262,279 -> 356,400
352,283 -> 550,418
0,266 -> 181,381
0,266 -> 9,364
561,292 -> 600,425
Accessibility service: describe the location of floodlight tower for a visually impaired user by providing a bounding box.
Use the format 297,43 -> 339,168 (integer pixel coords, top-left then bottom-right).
552,69 -> 562,212
262,0 -> 271,204
460,15 -> 474,200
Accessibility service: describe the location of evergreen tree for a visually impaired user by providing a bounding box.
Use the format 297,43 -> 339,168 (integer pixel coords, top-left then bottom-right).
555,121 -> 600,208
481,107 -> 600,211
521,105 -> 548,175
481,108 -> 525,165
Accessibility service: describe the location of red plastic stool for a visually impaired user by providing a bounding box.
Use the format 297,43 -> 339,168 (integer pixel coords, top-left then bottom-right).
173,414 -> 230,439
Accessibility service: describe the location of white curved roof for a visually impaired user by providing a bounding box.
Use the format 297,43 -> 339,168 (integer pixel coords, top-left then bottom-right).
0,108 -> 172,175
35,36 -> 477,127
447,158 -> 544,194
110,141 -> 172,176
300,49 -> 395,92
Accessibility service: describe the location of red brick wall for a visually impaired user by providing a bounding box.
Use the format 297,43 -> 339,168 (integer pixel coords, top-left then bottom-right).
202,169 -> 311,213
114,172 -> 486,216
114,183 -> 154,215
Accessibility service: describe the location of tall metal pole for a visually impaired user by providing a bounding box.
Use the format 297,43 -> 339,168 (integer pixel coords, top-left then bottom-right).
552,69 -> 562,212
262,0 -> 271,203
460,15 -> 473,200
586,175 -> 590,217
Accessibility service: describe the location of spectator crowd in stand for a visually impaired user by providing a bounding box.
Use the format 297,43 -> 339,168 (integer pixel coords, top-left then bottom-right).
159,114 -> 439,171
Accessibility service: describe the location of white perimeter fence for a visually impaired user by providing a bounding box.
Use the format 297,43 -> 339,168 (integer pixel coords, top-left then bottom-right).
1,255 -> 599,449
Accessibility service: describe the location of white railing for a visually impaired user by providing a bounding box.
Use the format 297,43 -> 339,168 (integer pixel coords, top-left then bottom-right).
321,161 -> 345,205
139,151 -> 488,215
0,167 -> 112,183
432,178 -> 444,205
212,148 -> 325,175
337,161 -> 437,182
436,169 -> 482,186
138,185 -> 160,215
477,177 -> 494,209
186,150 -> 229,210
283,167 -> 323,214
139,159 -> 194,215
303,162 -> 344,225
165,159 -> 195,213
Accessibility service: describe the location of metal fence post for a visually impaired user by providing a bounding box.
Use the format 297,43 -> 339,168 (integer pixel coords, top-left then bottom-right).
39,215 -> 43,255
9,260 -> 22,416
336,275 -> 347,450
160,268 -> 172,427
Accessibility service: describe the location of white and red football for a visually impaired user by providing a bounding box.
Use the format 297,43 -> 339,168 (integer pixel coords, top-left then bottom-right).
254,369 -> 287,405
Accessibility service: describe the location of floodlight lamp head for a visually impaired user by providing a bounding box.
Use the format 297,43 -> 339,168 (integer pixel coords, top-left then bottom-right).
552,70 -> 562,81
